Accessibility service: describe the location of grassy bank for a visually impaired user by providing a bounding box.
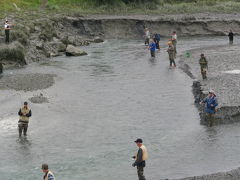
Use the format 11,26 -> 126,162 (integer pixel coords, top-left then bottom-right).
1,0 -> 240,16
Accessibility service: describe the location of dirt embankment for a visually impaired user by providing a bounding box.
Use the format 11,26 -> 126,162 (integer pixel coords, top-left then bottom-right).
69,13 -> 240,39
1,13 -> 240,68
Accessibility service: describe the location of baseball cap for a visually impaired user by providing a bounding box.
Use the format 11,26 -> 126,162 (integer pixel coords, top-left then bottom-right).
134,138 -> 143,143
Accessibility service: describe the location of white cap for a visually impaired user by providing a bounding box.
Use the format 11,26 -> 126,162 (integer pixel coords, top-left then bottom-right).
209,89 -> 215,94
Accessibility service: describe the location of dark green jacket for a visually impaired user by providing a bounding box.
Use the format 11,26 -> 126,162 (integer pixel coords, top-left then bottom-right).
199,57 -> 208,68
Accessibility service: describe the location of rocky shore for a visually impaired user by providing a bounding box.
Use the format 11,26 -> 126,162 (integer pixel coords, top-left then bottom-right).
180,44 -> 240,126
172,166 -> 240,180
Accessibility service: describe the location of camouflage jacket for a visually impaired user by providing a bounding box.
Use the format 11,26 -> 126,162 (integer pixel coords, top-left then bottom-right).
199,57 -> 208,68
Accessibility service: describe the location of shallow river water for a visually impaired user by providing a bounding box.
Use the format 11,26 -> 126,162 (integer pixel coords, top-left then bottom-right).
1,37 -> 240,180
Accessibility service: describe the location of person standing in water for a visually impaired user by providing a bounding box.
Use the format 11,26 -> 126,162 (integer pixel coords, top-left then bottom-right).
171,31 -> 177,58
132,138 -> 148,180
167,41 -> 176,67
18,102 -> 32,137
228,29 -> 234,45
149,39 -> 156,58
42,164 -> 55,180
200,90 -> 218,127
153,32 -> 161,50
144,28 -> 151,46
4,20 -> 11,43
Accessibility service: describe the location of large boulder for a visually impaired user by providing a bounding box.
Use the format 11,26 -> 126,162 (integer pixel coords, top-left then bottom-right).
49,41 -> 66,52
93,37 -> 104,43
66,45 -> 87,56
62,35 -> 90,46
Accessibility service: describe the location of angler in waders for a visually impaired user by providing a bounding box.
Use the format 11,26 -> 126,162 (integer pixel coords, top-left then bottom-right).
4,20 -> 11,44
200,90 -> 218,127
144,28 -> 151,46
199,54 -> 208,80
18,102 -> 32,137
132,138 -> 148,180
171,31 -> 177,58
42,164 -> 55,180
149,39 -> 156,58
228,29 -> 234,45
167,41 -> 176,67
153,32 -> 161,50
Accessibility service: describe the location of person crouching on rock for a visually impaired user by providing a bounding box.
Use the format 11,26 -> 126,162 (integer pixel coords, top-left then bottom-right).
199,53 -> 208,80
18,101 -> 32,137
200,90 -> 218,127
167,41 -> 176,67
149,39 -> 156,58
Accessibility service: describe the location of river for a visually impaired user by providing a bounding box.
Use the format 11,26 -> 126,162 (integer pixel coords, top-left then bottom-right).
0,37 -> 240,180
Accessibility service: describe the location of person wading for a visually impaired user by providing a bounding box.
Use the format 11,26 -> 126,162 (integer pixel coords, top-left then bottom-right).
132,138 -> 148,180
199,53 -> 208,80
18,102 -> 32,137
228,29 -> 234,45
171,31 -> 177,58
42,164 -> 55,180
149,39 -> 156,58
200,90 -> 218,127
167,41 -> 176,67
144,28 -> 151,46
4,20 -> 11,44
153,32 -> 161,50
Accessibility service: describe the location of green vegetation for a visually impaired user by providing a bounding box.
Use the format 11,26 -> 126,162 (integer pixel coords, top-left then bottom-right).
0,45 -> 25,64
1,0 -> 240,15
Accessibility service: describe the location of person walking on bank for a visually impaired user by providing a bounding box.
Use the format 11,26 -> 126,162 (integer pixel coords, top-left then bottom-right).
42,164 -> 55,180
4,20 -> 11,43
200,90 -> 218,127
144,28 -> 151,46
167,41 -> 176,67
18,102 -> 32,137
199,53 -> 208,80
132,138 -> 148,180
228,29 -> 234,45
149,39 -> 156,58
171,31 -> 177,58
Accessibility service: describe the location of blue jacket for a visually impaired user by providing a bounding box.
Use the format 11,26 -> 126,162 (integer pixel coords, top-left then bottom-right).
155,34 -> 161,41
149,42 -> 156,51
203,95 -> 218,114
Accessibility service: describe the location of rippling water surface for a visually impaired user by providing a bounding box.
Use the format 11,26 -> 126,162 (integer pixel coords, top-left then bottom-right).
0,37 -> 240,180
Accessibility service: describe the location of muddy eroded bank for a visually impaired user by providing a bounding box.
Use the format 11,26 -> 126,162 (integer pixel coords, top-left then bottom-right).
2,13 -> 240,70
69,13 -> 240,39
